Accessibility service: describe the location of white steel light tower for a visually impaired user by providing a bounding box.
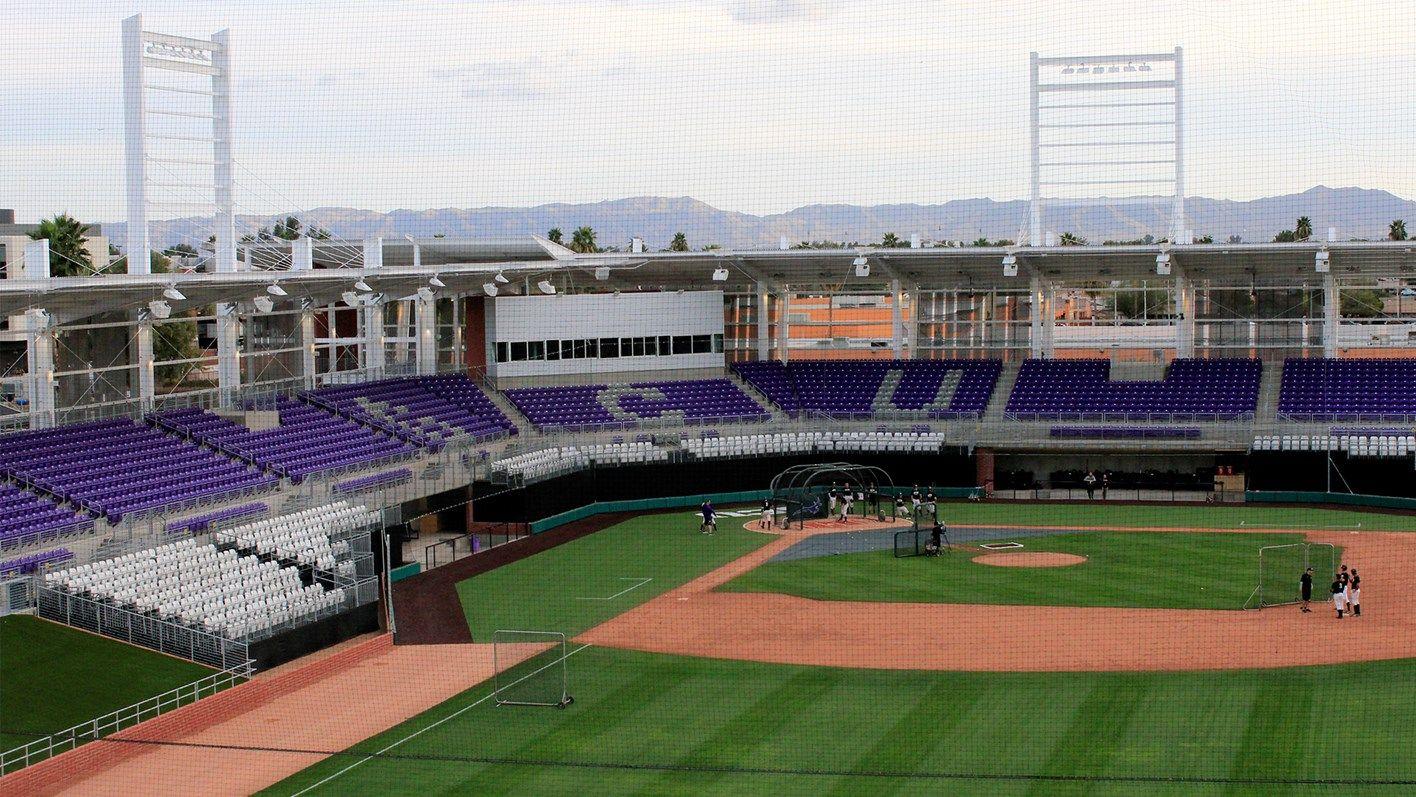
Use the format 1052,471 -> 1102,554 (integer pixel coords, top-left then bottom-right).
123,14 -> 240,405
1029,48 -> 1185,246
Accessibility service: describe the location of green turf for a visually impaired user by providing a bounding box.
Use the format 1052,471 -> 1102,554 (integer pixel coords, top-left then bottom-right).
0,615 -> 214,749
724,531 -> 1342,610
925,501 -> 1414,531
265,646 -> 1416,796
456,510 -> 773,639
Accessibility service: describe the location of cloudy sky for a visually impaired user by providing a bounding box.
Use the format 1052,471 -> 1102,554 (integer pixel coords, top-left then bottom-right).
2,0 -> 1413,223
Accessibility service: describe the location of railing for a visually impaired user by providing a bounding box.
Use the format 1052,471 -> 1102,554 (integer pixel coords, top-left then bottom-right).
527,410 -> 772,436
0,659 -> 254,776
990,485 -> 1242,503
37,587 -> 251,669
422,521 -> 529,571
0,517 -> 96,553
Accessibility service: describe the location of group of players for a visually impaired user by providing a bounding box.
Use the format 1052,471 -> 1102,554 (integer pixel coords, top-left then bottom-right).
1300,563 -> 1363,618
698,484 -> 945,534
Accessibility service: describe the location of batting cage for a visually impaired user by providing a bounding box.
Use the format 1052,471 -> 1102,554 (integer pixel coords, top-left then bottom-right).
768,463 -> 898,526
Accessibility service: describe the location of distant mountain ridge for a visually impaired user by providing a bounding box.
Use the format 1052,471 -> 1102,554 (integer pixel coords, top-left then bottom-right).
124,186 -> 1416,252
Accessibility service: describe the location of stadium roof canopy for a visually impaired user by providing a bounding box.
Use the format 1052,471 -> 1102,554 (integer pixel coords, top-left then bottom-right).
2,238 -> 1414,322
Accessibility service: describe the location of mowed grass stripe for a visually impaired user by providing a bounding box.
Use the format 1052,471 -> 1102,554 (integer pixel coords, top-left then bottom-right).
0,615 -> 214,748
456,510 -> 772,639
725,532 -> 1336,610
265,649 -> 1416,795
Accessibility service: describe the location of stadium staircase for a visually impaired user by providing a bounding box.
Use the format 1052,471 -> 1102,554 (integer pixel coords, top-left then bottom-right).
1254,361 -> 1284,425
726,370 -> 790,423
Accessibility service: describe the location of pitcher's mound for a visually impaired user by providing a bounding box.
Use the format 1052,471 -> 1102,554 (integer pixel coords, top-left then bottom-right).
973,551 -> 1087,568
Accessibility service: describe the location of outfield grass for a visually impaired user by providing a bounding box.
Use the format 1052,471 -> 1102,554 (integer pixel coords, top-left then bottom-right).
724,531 -> 1340,610
0,615 -> 214,749
266,646 -> 1416,796
926,501 -> 1415,531
456,510 -> 773,639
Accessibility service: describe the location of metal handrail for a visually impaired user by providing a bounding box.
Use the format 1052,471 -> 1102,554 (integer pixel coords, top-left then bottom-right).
0,659 -> 254,775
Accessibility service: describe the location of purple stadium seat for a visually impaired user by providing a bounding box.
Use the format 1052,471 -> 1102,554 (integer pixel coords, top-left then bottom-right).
731,359 -> 1003,419
1279,358 -> 1416,420
503,378 -> 768,432
1006,358 -> 1261,419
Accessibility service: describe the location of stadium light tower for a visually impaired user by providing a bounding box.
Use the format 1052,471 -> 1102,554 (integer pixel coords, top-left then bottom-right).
124,15 -> 240,407
1029,48 -> 1185,246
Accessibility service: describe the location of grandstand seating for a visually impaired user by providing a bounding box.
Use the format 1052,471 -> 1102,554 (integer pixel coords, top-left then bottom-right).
1,482 -> 91,547
503,379 -> 768,430
1005,358 -> 1261,419
308,374 -> 517,445
683,430 -> 949,459
0,547 -> 74,576
45,538 -> 344,640
212,501 -> 368,575
1050,426 -> 1202,440
1278,358 -> 1416,419
154,400 -> 418,482
731,359 -> 1002,418
493,441 -> 668,481
1253,433 -> 1416,457
0,420 -> 278,524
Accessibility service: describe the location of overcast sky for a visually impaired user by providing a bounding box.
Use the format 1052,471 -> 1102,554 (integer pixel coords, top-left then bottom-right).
2,0 -> 1413,223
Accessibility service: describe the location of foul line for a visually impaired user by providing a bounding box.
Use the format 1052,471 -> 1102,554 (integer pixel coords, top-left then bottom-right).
575,577 -> 653,601
1239,521 -> 1362,529
289,643 -> 592,796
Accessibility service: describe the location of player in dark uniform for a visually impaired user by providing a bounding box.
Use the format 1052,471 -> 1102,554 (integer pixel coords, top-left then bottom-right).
866,485 -> 880,516
1300,567 -> 1313,612
928,519 -> 947,556
1349,568 -> 1361,616
894,495 -> 907,520
759,499 -> 773,529
700,500 -> 716,534
1331,573 -> 1345,618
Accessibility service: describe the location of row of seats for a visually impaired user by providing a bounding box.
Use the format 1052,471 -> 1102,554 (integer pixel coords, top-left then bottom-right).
732,359 -> 1002,417
1007,359 -> 1262,418
155,401 -> 418,483
493,441 -> 669,480
309,374 -> 517,446
0,419 -> 278,524
1279,358 -> 1416,419
44,538 -> 345,640
1,482 -> 91,547
0,547 -> 74,576
504,379 -> 768,431
1050,426 -> 1202,440
212,501 -> 368,573
683,431 -> 949,459
1253,434 -> 1416,457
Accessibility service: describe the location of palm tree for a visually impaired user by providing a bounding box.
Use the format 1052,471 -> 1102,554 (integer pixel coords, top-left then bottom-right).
569,226 -> 599,253
1273,230 -> 1297,243
880,232 -> 904,248
669,232 -> 689,252
971,237 -> 991,247
1390,220 -> 1408,241
28,213 -> 94,277
1058,232 -> 1087,246
547,228 -> 563,245
1294,216 -> 1313,241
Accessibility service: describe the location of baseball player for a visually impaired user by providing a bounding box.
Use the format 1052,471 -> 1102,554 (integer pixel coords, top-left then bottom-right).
1331,572 -> 1346,618
838,491 -> 852,523
827,484 -> 838,518
1349,568 -> 1361,616
910,484 -> 922,516
699,500 -> 716,535
759,499 -> 773,529
1300,567 -> 1313,613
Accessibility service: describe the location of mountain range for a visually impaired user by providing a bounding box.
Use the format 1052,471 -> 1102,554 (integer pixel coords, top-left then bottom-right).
125,186 -> 1415,252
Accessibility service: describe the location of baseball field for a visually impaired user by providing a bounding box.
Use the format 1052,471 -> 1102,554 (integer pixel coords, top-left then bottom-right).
261,502 -> 1416,795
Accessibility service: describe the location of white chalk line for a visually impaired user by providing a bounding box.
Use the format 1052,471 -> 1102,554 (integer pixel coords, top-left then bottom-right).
289,643 -> 591,795
575,577 -> 654,601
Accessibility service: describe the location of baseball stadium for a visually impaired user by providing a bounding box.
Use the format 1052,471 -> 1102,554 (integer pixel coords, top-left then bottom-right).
2,3 -> 1415,795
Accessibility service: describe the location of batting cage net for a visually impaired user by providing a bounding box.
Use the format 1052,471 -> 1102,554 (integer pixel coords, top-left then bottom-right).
493,630 -> 574,708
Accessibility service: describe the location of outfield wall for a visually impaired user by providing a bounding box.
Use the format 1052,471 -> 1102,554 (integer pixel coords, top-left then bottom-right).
471,451 -> 976,526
